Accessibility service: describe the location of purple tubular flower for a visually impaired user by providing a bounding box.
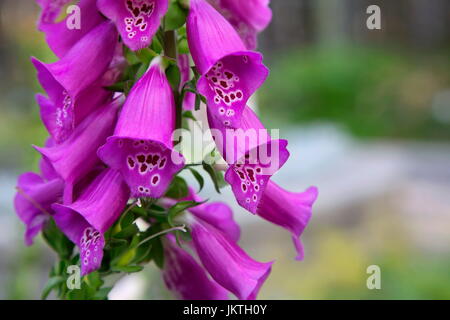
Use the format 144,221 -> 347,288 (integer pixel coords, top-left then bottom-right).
35,99 -> 120,203
178,54 -> 195,110
14,172 -> 64,246
52,169 -> 129,275
183,188 -> 240,242
191,221 -> 273,300
257,181 -> 318,260
163,237 -> 229,300
97,0 -> 168,51
32,21 -> 117,143
38,137 -> 60,181
208,106 -> 290,213
36,0 -> 72,28
187,0 -> 269,127
208,0 -> 272,50
98,62 -> 185,199
37,0 -> 106,57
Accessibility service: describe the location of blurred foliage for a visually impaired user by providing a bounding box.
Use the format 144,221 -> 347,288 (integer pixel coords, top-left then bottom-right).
260,46 -> 450,140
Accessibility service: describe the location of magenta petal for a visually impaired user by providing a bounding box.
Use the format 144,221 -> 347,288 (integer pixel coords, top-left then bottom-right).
187,0 -> 268,127
98,0 -> 168,51
52,169 -> 129,275
98,63 -> 185,198
257,181 -> 318,260
191,221 -> 272,300
208,106 -> 290,213
208,0 -> 272,49
183,189 -> 240,242
34,100 -> 120,203
38,0 -> 106,57
163,239 -> 229,300
38,137 -> 60,181
14,172 -> 64,245
36,0 -> 72,28
225,138 -> 289,213
32,22 -> 117,142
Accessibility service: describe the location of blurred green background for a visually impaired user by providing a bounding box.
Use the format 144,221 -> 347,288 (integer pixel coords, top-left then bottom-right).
0,0 -> 449,299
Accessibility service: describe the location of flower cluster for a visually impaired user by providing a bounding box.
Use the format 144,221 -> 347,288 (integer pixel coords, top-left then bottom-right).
15,0 -> 317,300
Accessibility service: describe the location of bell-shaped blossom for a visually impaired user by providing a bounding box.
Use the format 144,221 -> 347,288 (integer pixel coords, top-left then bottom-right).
163,237 -> 229,300
32,21 -> 118,143
37,0 -> 106,57
97,0 -> 168,51
257,181 -> 318,260
52,169 -> 129,275
98,60 -> 185,199
187,0 -> 268,127
178,54 -> 195,110
36,0 -> 72,28
208,106 -> 290,213
14,171 -> 64,246
35,99 -> 120,203
207,0 -> 272,50
183,188 -> 240,242
191,220 -> 272,300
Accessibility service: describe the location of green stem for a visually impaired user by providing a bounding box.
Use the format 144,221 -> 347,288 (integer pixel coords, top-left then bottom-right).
163,30 -> 182,132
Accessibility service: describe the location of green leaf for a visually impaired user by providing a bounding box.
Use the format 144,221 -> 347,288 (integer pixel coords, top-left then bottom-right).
42,218 -> 74,259
182,110 -> 197,121
104,82 -> 125,92
202,162 -> 222,193
111,265 -> 144,273
165,1 -> 188,31
150,237 -> 164,269
135,48 -> 157,64
167,200 -> 207,227
94,287 -> 113,300
41,276 -> 64,300
151,36 -> 163,54
178,37 -> 189,54
188,167 -> 204,192
114,223 -> 139,239
166,63 -> 181,92
135,62 -> 149,81
165,176 -> 189,199
131,241 -> 153,264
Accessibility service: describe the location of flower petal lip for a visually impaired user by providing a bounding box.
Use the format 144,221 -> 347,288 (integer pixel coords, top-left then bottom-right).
187,0 -> 269,127
14,172 -> 64,246
163,237 -> 229,300
34,99 -> 120,204
97,0 -> 169,51
98,63 -> 185,199
257,182 -> 318,260
52,169 -> 129,275
38,0 -> 107,57
208,106 -> 290,213
191,221 -> 273,300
